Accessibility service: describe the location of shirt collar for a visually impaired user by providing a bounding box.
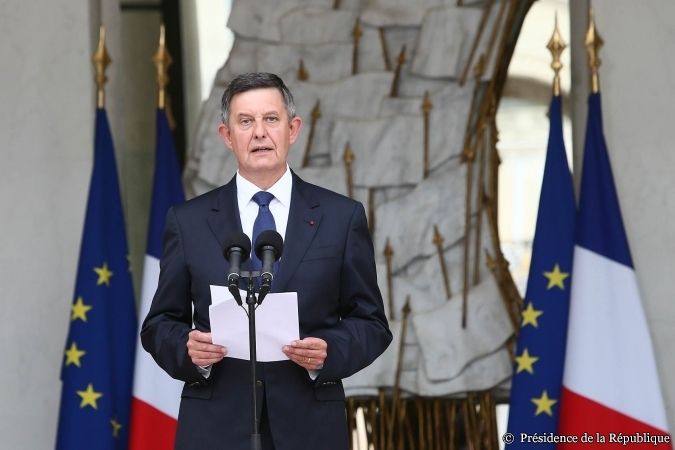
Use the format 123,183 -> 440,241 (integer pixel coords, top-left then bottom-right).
236,165 -> 292,210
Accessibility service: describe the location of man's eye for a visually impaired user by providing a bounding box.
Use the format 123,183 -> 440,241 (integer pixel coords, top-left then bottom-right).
240,119 -> 251,126
265,116 -> 279,123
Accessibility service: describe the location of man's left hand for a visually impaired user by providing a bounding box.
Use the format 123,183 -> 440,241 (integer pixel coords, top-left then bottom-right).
283,337 -> 327,371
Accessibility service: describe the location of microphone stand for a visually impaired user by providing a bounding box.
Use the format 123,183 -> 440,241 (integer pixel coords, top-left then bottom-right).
240,270 -> 262,450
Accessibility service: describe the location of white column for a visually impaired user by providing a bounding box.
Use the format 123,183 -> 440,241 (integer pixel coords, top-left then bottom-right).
0,1 -> 96,448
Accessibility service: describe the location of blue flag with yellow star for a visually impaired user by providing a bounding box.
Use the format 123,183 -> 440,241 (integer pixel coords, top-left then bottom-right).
56,108 -> 137,450
505,95 -> 576,448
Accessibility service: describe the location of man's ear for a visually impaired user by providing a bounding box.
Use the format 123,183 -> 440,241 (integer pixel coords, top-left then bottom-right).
288,116 -> 303,145
218,123 -> 233,150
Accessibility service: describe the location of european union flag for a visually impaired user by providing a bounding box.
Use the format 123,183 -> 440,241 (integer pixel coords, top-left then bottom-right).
506,95 -> 576,447
56,108 -> 137,450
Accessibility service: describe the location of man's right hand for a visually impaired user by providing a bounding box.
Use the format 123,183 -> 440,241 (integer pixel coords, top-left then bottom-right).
187,330 -> 227,366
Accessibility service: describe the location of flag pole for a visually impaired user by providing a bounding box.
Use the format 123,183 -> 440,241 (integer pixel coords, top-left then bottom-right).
93,26 -> 111,108
585,9 -> 603,94
154,24 -> 172,110
128,24 -> 185,450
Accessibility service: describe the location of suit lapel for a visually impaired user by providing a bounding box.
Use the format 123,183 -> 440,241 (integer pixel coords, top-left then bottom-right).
207,175 -> 243,251
274,173 -> 322,292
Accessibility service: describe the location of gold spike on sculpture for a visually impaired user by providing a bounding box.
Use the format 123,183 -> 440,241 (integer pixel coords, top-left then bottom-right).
472,144 -> 486,287
459,56 -> 486,329
480,0 -> 508,82
93,26 -> 111,108
298,59 -> 309,81
421,92 -> 433,179
343,142 -> 354,198
433,225 -> 452,300
486,248 -> 521,333
458,0 -> 494,86
415,398 -> 426,450
378,389 -> 387,448
153,24 -> 173,109
461,54 -> 486,163
379,28 -> 392,71
547,14 -> 566,96
352,18 -> 363,75
386,298 -> 411,450
347,398 -> 356,446
302,100 -> 321,167
585,9 -> 603,93
384,238 -> 394,320
390,45 -> 407,97
472,94 -> 496,288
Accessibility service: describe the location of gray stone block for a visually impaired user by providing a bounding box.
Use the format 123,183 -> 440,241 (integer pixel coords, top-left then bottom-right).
374,163 -> 466,270
411,6 -> 482,79
228,0 -> 333,42
411,274 -> 511,381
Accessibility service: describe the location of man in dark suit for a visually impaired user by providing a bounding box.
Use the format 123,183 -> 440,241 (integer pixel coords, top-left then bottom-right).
141,72 -> 391,450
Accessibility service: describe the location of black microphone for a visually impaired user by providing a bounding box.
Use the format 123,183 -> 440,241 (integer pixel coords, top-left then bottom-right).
254,230 -> 283,304
223,232 -> 251,305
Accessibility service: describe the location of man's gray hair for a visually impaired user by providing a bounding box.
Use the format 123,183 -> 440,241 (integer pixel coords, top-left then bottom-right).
220,72 -> 296,125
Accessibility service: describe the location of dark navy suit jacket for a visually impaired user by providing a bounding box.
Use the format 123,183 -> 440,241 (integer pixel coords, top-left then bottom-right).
141,173 -> 392,450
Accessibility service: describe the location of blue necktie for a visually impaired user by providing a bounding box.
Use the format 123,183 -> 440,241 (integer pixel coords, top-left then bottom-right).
251,191 -> 276,271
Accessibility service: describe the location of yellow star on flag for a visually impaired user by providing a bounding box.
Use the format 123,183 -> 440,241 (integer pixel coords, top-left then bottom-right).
94,262 -> 113,286
71,297 -> 92,322
111,418 -> 122,438
77,383 -> 103,409
515,348 -> 539,374
521,302 -> 543,328
531,390 -> 558,416
543,263 -> 569,290
64,342 -> 86,367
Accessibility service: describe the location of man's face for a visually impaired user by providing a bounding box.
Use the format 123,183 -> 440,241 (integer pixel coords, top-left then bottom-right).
218,87 -> 302,184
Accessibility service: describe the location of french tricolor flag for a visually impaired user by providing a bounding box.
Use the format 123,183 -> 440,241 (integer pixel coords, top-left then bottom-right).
558,93 -> 671,448
128,109 -> 185,450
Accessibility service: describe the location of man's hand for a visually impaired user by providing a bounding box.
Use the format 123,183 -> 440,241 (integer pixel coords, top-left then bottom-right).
283,337 -> 327,371
187,330 -> 227,367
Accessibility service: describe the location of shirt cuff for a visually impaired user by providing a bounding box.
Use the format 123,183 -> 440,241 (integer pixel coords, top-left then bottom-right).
196,364 -> 212,379
307,368 -> 321,380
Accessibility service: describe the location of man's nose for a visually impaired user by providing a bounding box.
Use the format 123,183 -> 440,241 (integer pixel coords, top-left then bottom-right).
253,118 -> 266,139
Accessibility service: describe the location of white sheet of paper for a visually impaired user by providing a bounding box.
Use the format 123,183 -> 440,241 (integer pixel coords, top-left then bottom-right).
209,285 -> 300,362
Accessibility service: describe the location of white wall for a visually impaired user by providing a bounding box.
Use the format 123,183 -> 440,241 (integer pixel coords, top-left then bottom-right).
0,1 -> 95,448
0,0 -> 159,447
570,0 -> 675,434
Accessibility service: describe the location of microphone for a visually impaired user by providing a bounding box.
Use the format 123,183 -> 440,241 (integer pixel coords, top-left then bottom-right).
223,232 -> 251,305
254,230 -> 283,304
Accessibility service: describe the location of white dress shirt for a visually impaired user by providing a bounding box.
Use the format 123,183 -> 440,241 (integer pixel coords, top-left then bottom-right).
236,166 -> 292,248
